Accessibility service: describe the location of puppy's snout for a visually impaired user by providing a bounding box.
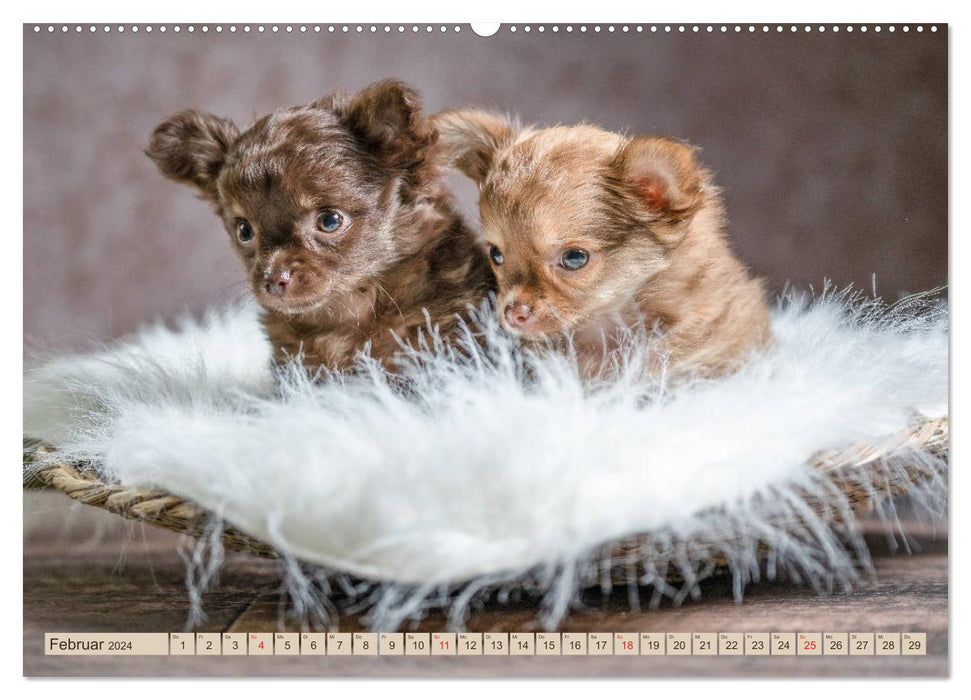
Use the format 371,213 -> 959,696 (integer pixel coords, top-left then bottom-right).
264,267 -> 292,297
503,301 -> 533,329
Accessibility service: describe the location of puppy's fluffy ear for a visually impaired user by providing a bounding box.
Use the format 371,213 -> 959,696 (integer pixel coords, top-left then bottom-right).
146,110 -> 238,199
430,108 -> 517,183
327,79 -> 436,173
611,135 -> 704,223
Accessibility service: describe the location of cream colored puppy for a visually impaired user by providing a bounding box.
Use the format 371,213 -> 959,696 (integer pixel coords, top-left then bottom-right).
433,109 -> 772,379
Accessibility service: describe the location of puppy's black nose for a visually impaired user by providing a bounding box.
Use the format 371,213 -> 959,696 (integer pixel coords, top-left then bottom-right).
265,268 -> 292,297
504,301 -> 533,328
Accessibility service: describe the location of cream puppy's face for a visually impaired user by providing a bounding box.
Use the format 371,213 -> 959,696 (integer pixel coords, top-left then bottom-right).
432,110 -> 707,338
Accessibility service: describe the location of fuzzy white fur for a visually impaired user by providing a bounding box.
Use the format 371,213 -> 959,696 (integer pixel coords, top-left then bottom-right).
23,289 -> 948,629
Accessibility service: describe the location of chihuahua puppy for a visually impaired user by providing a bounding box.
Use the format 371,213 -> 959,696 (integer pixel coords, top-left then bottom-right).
146,80 -> 494,374
432,109 -> 771,379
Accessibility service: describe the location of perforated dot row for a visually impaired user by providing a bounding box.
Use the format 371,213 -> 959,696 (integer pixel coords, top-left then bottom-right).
31,24 -> 465,34
507,25 -> 937,33
31,24 -> 940,34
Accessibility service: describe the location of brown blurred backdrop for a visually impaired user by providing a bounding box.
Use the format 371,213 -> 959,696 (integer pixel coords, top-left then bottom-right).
23,24 -> 947,351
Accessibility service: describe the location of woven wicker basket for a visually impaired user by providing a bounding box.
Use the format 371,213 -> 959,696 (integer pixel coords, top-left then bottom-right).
23,416 -> 948,589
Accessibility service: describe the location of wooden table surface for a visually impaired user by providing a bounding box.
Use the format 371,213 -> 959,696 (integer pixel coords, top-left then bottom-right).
23,490 -> 949,677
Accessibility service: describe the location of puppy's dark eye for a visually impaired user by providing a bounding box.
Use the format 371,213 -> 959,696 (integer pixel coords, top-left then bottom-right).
560,248 -> 589,270
236,219 -> 254,243
489,245 -> 504,265
317,210 -> 345,233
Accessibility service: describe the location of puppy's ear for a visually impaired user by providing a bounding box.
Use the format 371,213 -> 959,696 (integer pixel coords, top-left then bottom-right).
430,108 -> 517,183
328,79 -> 436,173
146,110 -> 238,199
611,135 -> 705,223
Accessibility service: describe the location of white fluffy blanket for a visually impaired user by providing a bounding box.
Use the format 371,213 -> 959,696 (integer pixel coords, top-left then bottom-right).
23,290 -> 948,629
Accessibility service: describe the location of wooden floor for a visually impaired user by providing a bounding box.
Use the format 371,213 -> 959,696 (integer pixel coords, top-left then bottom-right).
23,490 -> 948,677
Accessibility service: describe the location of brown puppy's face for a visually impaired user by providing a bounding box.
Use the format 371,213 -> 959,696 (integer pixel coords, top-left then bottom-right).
433,111 -> 705,338
213,111 -> 396,314
146,80 -> 437,315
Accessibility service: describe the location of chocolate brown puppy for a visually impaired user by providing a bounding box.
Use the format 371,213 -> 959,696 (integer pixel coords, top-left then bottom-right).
147,80 -> 494,374
433,109 -> 771,379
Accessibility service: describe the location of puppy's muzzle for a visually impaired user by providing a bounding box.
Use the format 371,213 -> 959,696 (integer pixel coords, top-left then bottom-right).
264,267 -> 292,297
503,301 -> 534,330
